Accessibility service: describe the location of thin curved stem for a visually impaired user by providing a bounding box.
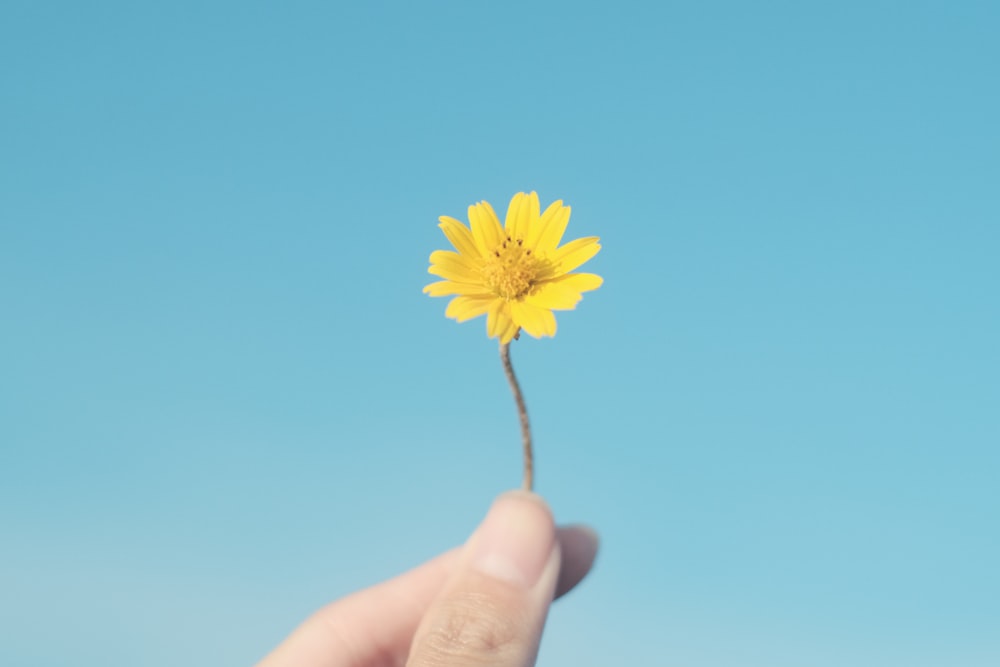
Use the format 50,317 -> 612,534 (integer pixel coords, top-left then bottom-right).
500,340 -> 534,491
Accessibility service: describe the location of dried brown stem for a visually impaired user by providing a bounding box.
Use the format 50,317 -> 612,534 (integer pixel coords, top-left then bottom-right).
500,340 -> 534,491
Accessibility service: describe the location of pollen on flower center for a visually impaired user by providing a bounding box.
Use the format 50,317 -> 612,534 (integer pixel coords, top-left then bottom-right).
481,235 -> 542,300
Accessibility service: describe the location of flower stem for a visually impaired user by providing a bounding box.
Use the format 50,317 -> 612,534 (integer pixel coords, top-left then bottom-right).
500,340 -> 534,491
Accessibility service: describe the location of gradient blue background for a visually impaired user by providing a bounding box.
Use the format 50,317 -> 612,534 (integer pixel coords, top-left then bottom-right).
2,2 -> 998,665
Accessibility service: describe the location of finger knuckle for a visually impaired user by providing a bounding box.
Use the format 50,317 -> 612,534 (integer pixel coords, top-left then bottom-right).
417,590 -> 526,665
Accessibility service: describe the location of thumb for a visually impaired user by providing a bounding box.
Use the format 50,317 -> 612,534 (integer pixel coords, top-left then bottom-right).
406,491 -> 560,667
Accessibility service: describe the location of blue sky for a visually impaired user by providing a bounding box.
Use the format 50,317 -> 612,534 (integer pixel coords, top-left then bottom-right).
2,1 -> 998,665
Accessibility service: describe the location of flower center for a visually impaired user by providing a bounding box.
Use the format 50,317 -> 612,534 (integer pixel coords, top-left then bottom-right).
481,236 -> 542,300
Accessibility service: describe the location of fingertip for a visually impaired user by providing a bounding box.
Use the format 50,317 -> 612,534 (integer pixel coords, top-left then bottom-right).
493,489 -> 555,518
469,490 -> 557,589
487,492 -> 598,600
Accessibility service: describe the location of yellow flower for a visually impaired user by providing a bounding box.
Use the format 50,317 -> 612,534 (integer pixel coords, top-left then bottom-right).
423,192 -> 603,343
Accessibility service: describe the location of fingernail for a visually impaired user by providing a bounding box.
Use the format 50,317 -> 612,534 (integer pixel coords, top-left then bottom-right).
471,491 -> 556,589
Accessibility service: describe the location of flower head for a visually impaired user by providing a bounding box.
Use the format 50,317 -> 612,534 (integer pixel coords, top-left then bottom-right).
424,192 -> 602,343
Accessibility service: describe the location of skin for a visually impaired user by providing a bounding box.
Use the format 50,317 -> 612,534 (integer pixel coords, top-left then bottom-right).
257,491 -> 599,667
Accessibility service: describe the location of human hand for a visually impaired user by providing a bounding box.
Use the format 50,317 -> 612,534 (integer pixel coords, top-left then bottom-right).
257,491 -> 599,667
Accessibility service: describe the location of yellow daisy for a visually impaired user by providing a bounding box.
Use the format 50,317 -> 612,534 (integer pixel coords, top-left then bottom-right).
423,192 -> 603,343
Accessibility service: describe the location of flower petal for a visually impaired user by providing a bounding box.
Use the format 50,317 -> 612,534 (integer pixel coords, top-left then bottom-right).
438,216 -> 480,259
487,299 -> 515,339
496,302 -> 521,343
445,295 -> 495,322
525,273 -> 602,310
524,287 -> 579,310
525,192 -> 540,240
504,192 -> 525,239
479,200 -> 501,226
526,199 -> 562,249
505,191 -> 539,242
555,271 -> 604,292
553,237 -> 601,274
428,249 -> 481,282
532,203 -> 572,254
511,300 -> 557,338
469,201 -> 503,256
423,280 -> 493,297
525,282 -> 579,310
498,318 -> 520,344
